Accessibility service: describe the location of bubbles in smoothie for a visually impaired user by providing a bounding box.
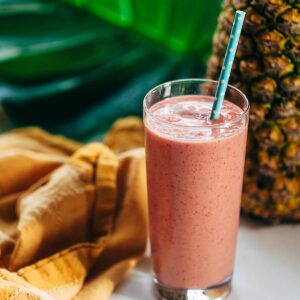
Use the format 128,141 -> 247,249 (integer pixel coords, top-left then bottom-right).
147,95 -> 245,140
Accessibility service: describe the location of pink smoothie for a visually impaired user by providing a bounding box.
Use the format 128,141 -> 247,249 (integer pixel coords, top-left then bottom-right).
145,95 -> 248,288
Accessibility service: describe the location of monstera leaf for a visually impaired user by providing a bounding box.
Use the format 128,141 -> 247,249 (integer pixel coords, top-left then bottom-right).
0,0 -> 124,82
0,0 -> 219,141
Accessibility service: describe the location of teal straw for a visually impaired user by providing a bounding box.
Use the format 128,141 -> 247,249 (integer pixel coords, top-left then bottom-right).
210,10 -> 246,120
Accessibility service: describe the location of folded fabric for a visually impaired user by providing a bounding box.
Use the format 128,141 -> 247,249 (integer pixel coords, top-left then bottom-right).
0,117 -> 147,299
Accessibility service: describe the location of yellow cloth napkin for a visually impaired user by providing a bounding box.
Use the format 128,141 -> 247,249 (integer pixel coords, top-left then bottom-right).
0,117 -> 147,300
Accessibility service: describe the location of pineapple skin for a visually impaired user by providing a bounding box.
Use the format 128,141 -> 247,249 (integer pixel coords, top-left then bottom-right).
207,0 -> 300,222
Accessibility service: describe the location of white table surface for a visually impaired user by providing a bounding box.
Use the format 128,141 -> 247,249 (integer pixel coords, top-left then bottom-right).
110,217 -> 300,300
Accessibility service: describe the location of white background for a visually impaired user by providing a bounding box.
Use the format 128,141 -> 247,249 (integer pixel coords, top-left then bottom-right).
110,218 -> 300,300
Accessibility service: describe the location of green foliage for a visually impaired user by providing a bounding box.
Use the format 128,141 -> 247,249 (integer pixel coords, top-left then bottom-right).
0,0 -> 218,140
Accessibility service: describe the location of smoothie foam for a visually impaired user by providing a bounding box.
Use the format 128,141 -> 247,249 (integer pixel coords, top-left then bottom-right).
145,95 -> 248,288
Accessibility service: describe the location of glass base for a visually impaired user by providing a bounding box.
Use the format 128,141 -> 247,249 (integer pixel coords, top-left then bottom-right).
153,275 -> 232,300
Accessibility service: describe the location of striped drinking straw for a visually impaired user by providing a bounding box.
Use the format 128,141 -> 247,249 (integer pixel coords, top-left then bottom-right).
210,10 -> 246,120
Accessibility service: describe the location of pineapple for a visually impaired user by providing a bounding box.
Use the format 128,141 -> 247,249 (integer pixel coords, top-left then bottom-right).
207,0 -> 300,222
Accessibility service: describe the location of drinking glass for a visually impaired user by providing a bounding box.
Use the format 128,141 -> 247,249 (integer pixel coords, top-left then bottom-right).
143,79 -> 249,299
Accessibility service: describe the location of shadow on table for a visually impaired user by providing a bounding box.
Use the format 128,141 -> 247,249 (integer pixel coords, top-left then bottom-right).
111,256 -> 155,300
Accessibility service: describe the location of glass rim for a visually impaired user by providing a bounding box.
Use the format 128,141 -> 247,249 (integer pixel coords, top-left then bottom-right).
143,78 -> 250,129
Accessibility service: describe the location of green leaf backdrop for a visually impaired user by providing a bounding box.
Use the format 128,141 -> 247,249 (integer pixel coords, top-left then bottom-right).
0,0 -> 221,141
